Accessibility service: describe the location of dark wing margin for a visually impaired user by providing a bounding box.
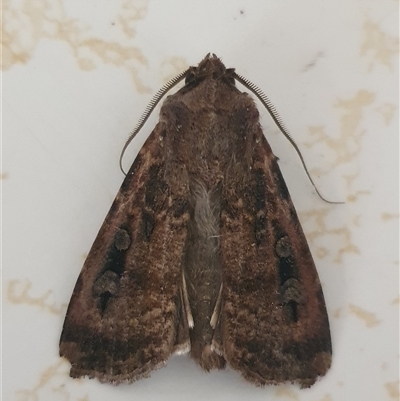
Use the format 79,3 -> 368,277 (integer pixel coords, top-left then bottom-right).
219,132 -> 332,388
59,123 -> 190,383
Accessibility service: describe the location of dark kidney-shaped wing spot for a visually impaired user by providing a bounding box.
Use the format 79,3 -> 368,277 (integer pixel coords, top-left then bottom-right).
94,227 -> 130,284
272,221 -> 298,285
93,270 -> 120,297
272,221 -> 304,322
90,227 -> 132,313
92,270 -> 120,313
275,236 -> 292,258
279,278 -> 305,323
280,278 -> 304,303
114,228 -> 131,251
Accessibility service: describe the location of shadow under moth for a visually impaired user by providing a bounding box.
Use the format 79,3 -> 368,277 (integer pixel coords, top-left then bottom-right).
60,54 -> 332,388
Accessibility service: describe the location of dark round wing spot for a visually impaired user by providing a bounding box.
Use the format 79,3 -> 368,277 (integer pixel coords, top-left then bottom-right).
275,236 -> 292,258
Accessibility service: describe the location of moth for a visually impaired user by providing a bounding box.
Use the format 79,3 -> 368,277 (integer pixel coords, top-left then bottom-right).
60,54 -> 332,388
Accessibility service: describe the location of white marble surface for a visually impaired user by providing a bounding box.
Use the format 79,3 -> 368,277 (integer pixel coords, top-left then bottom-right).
3,1 -> 399,401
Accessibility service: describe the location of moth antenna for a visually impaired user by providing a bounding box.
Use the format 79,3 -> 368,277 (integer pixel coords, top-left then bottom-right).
119,68 -> 190,174
234,73 -> 343,205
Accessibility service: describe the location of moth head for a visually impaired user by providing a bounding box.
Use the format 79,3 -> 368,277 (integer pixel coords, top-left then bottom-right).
185,53 -> 236,86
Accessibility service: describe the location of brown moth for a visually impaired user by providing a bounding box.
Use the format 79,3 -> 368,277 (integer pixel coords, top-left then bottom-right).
60,54 -> 332,388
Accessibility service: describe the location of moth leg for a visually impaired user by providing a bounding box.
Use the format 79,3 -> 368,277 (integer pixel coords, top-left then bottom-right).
210,284 -> 224,356
174,273 -> 192,355
210,284 -> 223,329
182,271 -> 194,328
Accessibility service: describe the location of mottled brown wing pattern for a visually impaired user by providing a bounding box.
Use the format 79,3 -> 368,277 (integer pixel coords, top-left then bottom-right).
59,123 -> 190,383
219,129 -> 332,388
60,54 -> 332,388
